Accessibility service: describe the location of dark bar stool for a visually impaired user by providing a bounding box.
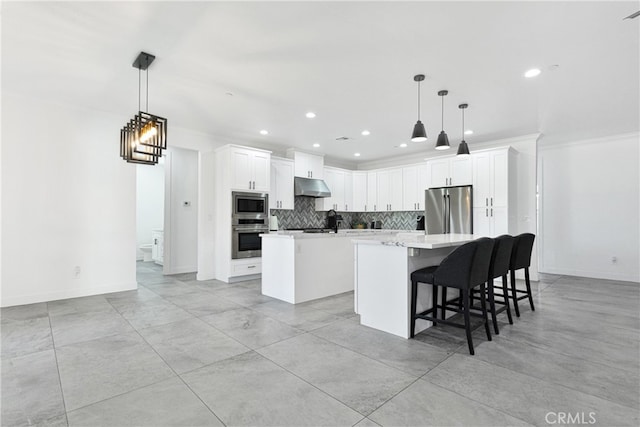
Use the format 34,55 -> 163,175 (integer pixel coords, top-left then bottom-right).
410,238 -> 494,355
486,235 -> 515,334
509,233 -> 536,317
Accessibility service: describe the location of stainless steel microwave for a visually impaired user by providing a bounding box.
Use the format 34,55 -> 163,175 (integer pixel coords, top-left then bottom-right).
232,191 -> 269,218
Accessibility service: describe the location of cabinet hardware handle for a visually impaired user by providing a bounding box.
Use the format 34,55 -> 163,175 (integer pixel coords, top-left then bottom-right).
154,239 -> 158,244
248,265 -> 256,269
486,208 -> 488,217
310,171 -> 313,178
374,204 -> 376,211
491,208 -> 493,217
485,198 -> 488,206
345,204 -> 348,210
249,180 -> 252,189
490,197 -> 493,206
417,203 -> 420,210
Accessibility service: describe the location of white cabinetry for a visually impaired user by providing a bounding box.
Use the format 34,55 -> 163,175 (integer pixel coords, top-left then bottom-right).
472,147 -> 516,237
376,168 -> 403,211
214,144 -> 272,283
366,172 -> 378,212
151,230 -> 164,265
316,167 -> 353,211
230,146 -> 271,192
288,150 -> 324,179
270,158 -> 294,210
426,156 -> 472,188
352,172 -> 368,212
402,164 -> 429,211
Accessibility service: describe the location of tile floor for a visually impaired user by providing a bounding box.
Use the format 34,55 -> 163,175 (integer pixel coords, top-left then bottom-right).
1,263 -> 639,426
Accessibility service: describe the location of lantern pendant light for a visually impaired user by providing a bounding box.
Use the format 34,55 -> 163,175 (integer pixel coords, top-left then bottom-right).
435,90 -> 450,150
457,104 -> 470,156
411,74 -> 427,142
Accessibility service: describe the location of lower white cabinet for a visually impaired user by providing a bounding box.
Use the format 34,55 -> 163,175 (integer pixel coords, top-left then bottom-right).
230,258 -> 261,277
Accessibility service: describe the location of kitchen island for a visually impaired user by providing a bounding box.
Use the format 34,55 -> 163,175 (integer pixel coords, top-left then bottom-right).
260,230 -> 395,304
352,233 -> 476,338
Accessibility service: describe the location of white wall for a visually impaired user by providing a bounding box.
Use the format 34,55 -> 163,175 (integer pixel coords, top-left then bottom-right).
539,133 -> 640,282
1,93 -> 137,306
136,163 -> 164,259
197,151 -> 216,280
163,147 -> 198,274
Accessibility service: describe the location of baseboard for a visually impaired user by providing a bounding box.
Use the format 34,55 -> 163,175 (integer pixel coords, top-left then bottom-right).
540,267 -> 639,283
227,274 -> 261,284
1,281 -> 138,308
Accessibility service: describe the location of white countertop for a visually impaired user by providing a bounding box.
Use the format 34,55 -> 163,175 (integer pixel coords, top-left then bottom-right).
261,229 -> 403,239
351,233 -> 477,249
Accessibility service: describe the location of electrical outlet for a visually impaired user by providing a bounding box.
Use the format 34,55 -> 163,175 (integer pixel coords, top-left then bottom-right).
611,256 -> 618,264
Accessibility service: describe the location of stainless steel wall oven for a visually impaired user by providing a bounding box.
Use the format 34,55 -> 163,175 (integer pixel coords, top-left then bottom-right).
231,192 -> 269,259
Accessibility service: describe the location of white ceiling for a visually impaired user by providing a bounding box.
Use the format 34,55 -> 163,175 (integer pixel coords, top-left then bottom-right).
2,1 -> 639,163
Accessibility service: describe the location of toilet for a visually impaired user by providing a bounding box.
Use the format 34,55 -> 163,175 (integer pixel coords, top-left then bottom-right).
140,244 -> 153,262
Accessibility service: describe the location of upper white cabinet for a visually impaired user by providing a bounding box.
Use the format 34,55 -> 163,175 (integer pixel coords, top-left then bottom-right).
402,164 -> 429,211
229,146 -> 271,192
352,172 -> 368,212
316,167 -> 353,211
270,158 -> 294,210
377,168 -> 403,211
472,147 -> 516,237
366,172 -> 378,212
288,150 -> 324,179
426,156 -> 472,188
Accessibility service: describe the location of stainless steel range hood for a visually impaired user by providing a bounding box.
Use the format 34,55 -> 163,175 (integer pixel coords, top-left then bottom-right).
294,177 -> 331,198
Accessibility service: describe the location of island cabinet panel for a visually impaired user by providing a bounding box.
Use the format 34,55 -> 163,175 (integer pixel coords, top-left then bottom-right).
471,147 -> 516,237
426,156 -> 472,188
229,146 -> 271,192
270,158 -> 294,210
352,172 -> 367,212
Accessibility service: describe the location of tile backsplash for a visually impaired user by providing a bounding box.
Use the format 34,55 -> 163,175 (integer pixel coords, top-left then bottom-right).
271,196 -> 421,230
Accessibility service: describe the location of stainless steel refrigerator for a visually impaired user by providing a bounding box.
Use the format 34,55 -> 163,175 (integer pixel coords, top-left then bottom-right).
424,185 -> 473,234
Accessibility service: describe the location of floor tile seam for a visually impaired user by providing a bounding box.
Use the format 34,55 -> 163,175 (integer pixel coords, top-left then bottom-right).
418,376 -> 536,426
435,349 -> 640,412
45,310 -> 69,420
510,313 -> 640,337
494,327 -> 640,375
460,343 -> 640,410
251,346 -> 380,418
117,312 -> 228,427
242,301 -> 341,332
194,310 -> 296,353
306,327 -> 454,377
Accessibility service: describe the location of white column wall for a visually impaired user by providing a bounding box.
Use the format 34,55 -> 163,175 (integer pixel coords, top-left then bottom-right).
538,133 -> 640,282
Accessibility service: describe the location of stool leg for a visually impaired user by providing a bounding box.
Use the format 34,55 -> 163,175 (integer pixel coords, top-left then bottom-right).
502,275 -> 513,324
510,269 -> 521,317
410,280 -> 418,338
441,287 -> 447,320
525,267 -> 535,312
480,283 -> 492,342
462,288 -> 474,355
432,284 -> 438,327
488,278 -> 499,334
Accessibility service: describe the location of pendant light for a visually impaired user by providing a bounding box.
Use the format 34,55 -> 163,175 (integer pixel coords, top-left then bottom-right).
435,90 -> 450,150
411,74 -> 427,142
120,52 -> 168,165
457,103 -> 470,156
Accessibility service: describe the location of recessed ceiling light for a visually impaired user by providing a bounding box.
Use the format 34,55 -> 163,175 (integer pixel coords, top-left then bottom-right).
306,112 -> 316,119
312,143 -> 320,148
464,130 -> 473,135
361,130 -> 370,136
399,143 -> 408,148
259,130 -> 269,135
524,68 -> 541,78
354,153 -> 361,157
